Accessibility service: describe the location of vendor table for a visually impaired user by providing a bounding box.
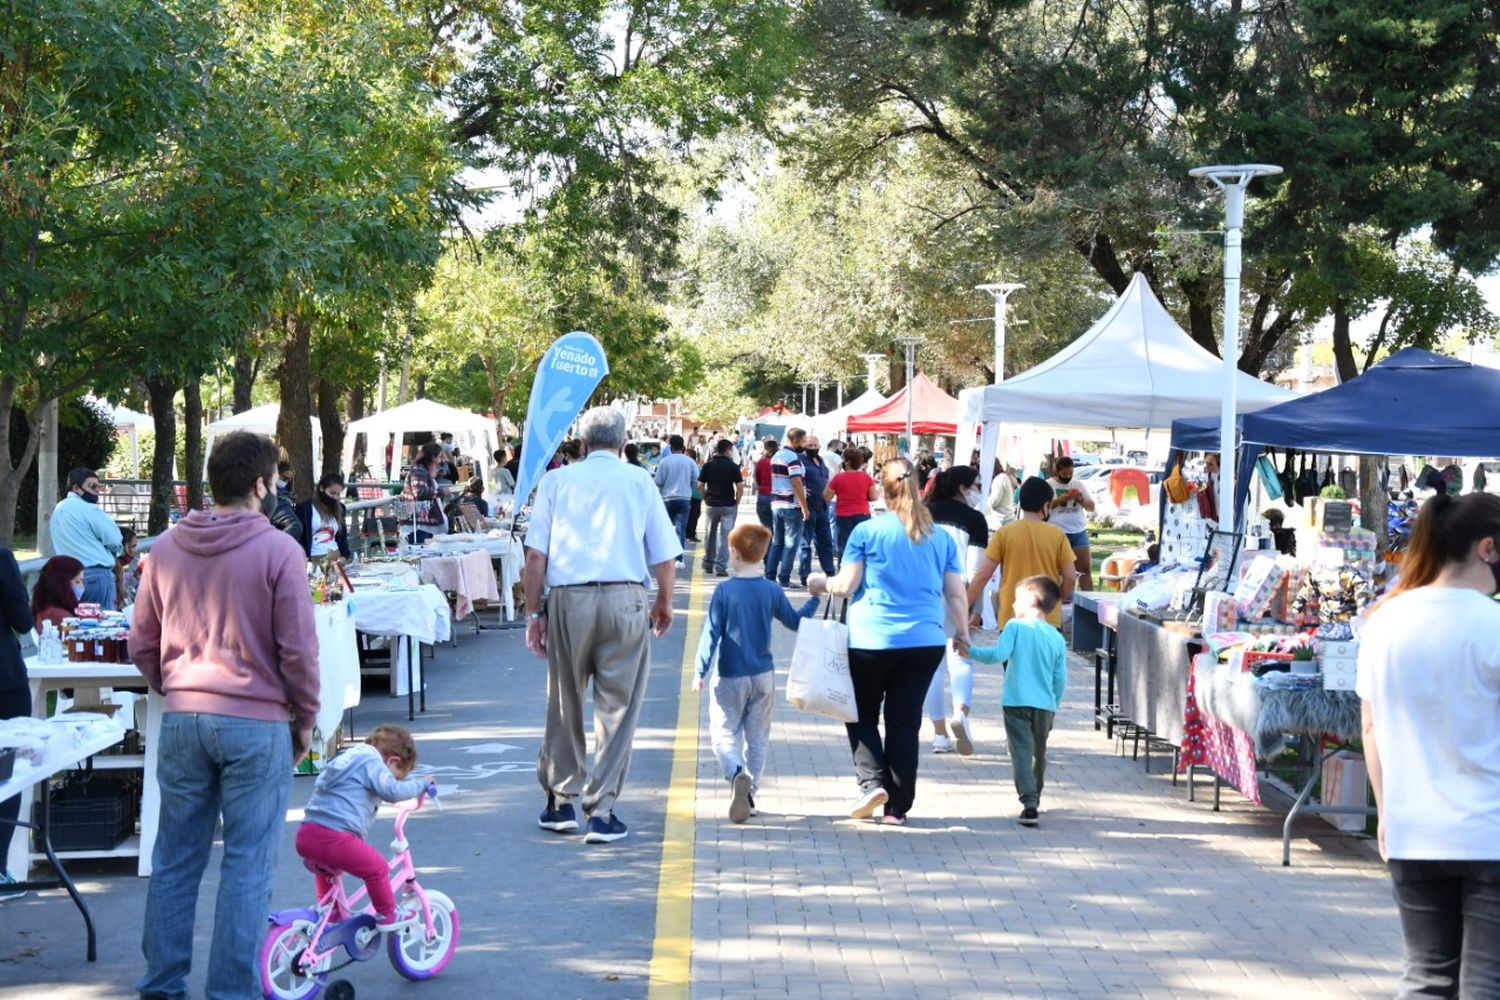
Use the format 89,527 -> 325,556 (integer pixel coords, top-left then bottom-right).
1072,592 -> 1123,733
418,548 -> 501,623
1180,653 -> 1371,865
1115,611 -> 1197,748
347,584 -> 451,720
17,664 -> 161,880
0,719 -> 127,960
423,533 -> 521,621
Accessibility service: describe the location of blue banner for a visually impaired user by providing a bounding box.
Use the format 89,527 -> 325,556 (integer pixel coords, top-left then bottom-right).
512,331 -> 610,509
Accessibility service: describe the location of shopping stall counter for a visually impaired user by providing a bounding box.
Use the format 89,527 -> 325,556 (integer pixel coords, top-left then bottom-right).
1072,592 -> 1124,733
1181,653 -> 1370,865
418,548 -> 501,624
0,716 -> 128,960
346,582 -> 451,720
424,532 -> 521,621
1114,610 -> 1200,758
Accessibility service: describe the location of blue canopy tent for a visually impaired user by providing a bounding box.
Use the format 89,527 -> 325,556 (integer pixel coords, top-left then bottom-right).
1169,348 -> 1500,524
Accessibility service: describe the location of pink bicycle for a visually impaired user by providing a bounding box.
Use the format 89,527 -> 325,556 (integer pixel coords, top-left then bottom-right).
258,793 -> 459,1000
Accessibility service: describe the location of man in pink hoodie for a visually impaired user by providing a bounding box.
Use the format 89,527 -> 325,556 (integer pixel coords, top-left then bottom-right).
131,430 -> 319,1000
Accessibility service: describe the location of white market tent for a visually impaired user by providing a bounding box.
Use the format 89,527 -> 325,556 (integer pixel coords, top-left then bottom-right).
204,403 -> 323,476
343,397 -> 498,481
101,401 -> 152,478
957,272 -> 1297,494
810,387 -> 888,442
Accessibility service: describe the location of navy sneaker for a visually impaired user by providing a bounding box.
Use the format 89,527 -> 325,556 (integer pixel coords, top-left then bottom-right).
584,813 -> 628,844
539,795 -> 579,833
1019,806 -> 1040,827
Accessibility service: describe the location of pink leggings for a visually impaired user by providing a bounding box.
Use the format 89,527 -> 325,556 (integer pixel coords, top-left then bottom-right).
295,822 -> 395,919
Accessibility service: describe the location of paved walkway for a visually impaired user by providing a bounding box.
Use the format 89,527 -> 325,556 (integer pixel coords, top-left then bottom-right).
686,589 -> 1403,999
0,520 -> 1402,998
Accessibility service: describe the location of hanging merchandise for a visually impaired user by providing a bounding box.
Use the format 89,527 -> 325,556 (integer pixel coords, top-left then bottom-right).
1320,466 -> 1335,490
1339,466 -> 1357,496
1441,463 -> 1463,496
1297,455 -> 1319,504
1256,454 -> 1284,501
1280,450 -> 1298,506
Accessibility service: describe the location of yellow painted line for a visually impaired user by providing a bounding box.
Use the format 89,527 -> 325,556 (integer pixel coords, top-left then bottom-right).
647,566 -> 710,1000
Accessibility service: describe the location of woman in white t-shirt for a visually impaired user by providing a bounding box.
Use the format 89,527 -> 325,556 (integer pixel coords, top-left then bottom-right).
1045,456 -> 1095,592
1357,491 -> 1500,998
295,473 -> 352,563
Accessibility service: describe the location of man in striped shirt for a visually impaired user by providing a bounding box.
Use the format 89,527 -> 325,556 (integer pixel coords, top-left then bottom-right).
766,428 -> 810,588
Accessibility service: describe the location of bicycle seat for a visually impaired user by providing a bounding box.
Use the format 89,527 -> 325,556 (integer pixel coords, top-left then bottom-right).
303,860 -> 344,877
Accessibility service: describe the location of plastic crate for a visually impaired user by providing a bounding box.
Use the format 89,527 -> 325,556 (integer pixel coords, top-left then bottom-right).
32,777 -> 135,852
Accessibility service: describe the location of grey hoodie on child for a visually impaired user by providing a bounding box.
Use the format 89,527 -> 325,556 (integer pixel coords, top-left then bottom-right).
302,744 -> 428,837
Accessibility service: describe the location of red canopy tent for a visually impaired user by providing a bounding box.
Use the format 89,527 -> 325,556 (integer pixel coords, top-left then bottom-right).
845,372 -> 959,436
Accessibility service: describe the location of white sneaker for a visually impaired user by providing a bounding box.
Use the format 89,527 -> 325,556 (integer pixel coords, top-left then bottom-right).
931,734 -> 955,754
849,786 -> 888,819
949,715 -> 974,756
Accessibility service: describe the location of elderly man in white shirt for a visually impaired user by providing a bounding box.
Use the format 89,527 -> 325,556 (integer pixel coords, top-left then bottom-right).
523,406 -> 682,845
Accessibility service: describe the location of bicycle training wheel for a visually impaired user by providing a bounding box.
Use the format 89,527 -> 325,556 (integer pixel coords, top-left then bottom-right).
387,888 -> 460,980
259,918 -> 327,1000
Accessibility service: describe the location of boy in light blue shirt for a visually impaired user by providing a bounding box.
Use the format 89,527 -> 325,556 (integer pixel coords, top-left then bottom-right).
967,575 -> 1067,827
695,523 -> 823,823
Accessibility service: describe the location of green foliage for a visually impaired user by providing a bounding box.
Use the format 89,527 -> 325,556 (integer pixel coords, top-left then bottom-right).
8,398 -> 117,530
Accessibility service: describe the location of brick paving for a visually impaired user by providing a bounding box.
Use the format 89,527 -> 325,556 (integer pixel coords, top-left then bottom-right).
689,617 -> 1402,999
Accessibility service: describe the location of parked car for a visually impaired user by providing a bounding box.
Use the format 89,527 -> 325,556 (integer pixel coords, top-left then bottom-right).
630,439 -> 664,470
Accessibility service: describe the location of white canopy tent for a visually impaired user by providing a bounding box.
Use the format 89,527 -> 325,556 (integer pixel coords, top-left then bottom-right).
343,398 -> 498,481
957,273 -> 1297,494
204,403 -> 324,476
103,402 -> 153,478
810,387 -> 888,442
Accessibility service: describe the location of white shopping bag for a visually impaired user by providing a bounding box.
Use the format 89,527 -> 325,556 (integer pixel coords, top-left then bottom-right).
785,617 -> 857,723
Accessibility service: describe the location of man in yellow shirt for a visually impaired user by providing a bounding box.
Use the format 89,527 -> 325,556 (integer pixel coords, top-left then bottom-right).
967,477 -> 1079,629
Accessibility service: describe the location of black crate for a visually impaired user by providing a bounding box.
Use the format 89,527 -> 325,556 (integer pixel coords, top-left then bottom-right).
0,748 -> 13,783
32,777 -> 135,853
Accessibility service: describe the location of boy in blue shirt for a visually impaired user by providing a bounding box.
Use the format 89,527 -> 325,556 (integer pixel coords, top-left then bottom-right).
694,523 -> 824,823
968,575 -> 1067,827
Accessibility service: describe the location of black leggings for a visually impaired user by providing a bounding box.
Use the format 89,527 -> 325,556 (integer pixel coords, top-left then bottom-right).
844,646 -> 945,819
0,684 -> 32,868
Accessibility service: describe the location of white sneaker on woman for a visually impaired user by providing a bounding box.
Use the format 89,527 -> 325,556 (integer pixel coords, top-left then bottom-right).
849,786 -> 888,819
949,715 -> 974,756
931,734 -> 955,754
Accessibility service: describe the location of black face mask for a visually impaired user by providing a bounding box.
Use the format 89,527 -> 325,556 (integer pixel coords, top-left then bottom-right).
1491,557 -> 1500,595
260,483 -> 279,519
79,489 -> 99,504
805,448 -> 820,458
1056,474 -> 1072,484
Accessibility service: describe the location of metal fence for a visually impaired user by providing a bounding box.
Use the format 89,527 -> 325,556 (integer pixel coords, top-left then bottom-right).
95,478 -> 406,538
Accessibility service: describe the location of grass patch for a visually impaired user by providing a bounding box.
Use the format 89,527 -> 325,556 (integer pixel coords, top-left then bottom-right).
1087,523 -> 1146,580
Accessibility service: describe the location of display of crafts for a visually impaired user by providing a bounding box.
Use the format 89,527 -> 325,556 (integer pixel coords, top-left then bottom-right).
0,714 -> 126,787
1291,563 -> 1376,624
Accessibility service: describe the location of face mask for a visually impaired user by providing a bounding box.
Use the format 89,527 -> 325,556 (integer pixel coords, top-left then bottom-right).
260,483 -> 279,519
79,489 -> 99,504
277,478 -> 289,491
805,448 -> 820,458
1491,553 -> 1500,594
1056,474 -> 1072,484
442,443 -> 454,453
71,583 -> 86,600
965,488 -> 983,510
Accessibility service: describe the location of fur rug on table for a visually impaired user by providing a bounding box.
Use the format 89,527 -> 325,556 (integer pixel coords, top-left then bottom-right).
1195,662 -> 1361,759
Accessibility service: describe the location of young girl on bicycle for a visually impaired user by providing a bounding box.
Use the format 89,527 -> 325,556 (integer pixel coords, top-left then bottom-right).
296,724 -> 436,930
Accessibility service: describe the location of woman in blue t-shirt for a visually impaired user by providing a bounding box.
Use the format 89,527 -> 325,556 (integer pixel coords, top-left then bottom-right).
822,458 -> 972,825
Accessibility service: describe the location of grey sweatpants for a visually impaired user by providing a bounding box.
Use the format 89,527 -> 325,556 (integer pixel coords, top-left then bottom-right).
709,671 -> 775,792
538,583 -> 651,817
1003,706 -> 1055,808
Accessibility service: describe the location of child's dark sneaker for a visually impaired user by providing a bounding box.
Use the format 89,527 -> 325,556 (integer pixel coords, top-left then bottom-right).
1019,806 -> 1040,827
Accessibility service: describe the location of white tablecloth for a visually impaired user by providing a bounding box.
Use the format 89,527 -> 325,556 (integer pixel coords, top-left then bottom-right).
347,584 -> 451,696
313,602 -> 360,739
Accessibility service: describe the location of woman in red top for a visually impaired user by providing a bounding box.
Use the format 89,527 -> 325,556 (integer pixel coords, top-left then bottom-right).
31,555 -> 84,633
825,446 -> 880,562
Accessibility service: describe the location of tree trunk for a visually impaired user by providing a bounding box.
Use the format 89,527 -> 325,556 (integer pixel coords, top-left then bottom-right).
1330,299 -> 1359,383
1179,276 -> 1219,356
415,374 -> 427,400
0,376 -> 46,546
144,375 -> 179,536
317,377 -> 344,477
345,383 -> 366,473
183,381 -> 204,512
1360,454 -> 1389,557
231,350 -> 257,414
276,311 -> 316,502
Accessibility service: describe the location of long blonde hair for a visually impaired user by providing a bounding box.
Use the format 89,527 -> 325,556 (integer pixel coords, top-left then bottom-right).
880,458 -> 933,543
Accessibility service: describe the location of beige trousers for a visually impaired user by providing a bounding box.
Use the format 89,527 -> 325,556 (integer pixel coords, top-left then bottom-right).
538,582 -> 652,817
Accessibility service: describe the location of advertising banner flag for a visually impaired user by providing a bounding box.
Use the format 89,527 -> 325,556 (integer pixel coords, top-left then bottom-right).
511,332 -> 610,509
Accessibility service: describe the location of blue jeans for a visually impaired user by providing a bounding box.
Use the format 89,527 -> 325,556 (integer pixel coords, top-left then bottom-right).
81,565 -> 117,610
767,507 -> 804,585
139,713 -> 293,1000
756,497 -> 774,571
799,506 -> 836,579
835,514 -> 869,561
663,497 -> 691,553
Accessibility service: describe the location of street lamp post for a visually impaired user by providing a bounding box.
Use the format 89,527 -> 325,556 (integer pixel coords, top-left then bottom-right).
812,377 -> 822,416
1189,163 -> 1283,531
975,282 -> 1025,382
894,337 -> 925,458
858,354 -> 884,393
